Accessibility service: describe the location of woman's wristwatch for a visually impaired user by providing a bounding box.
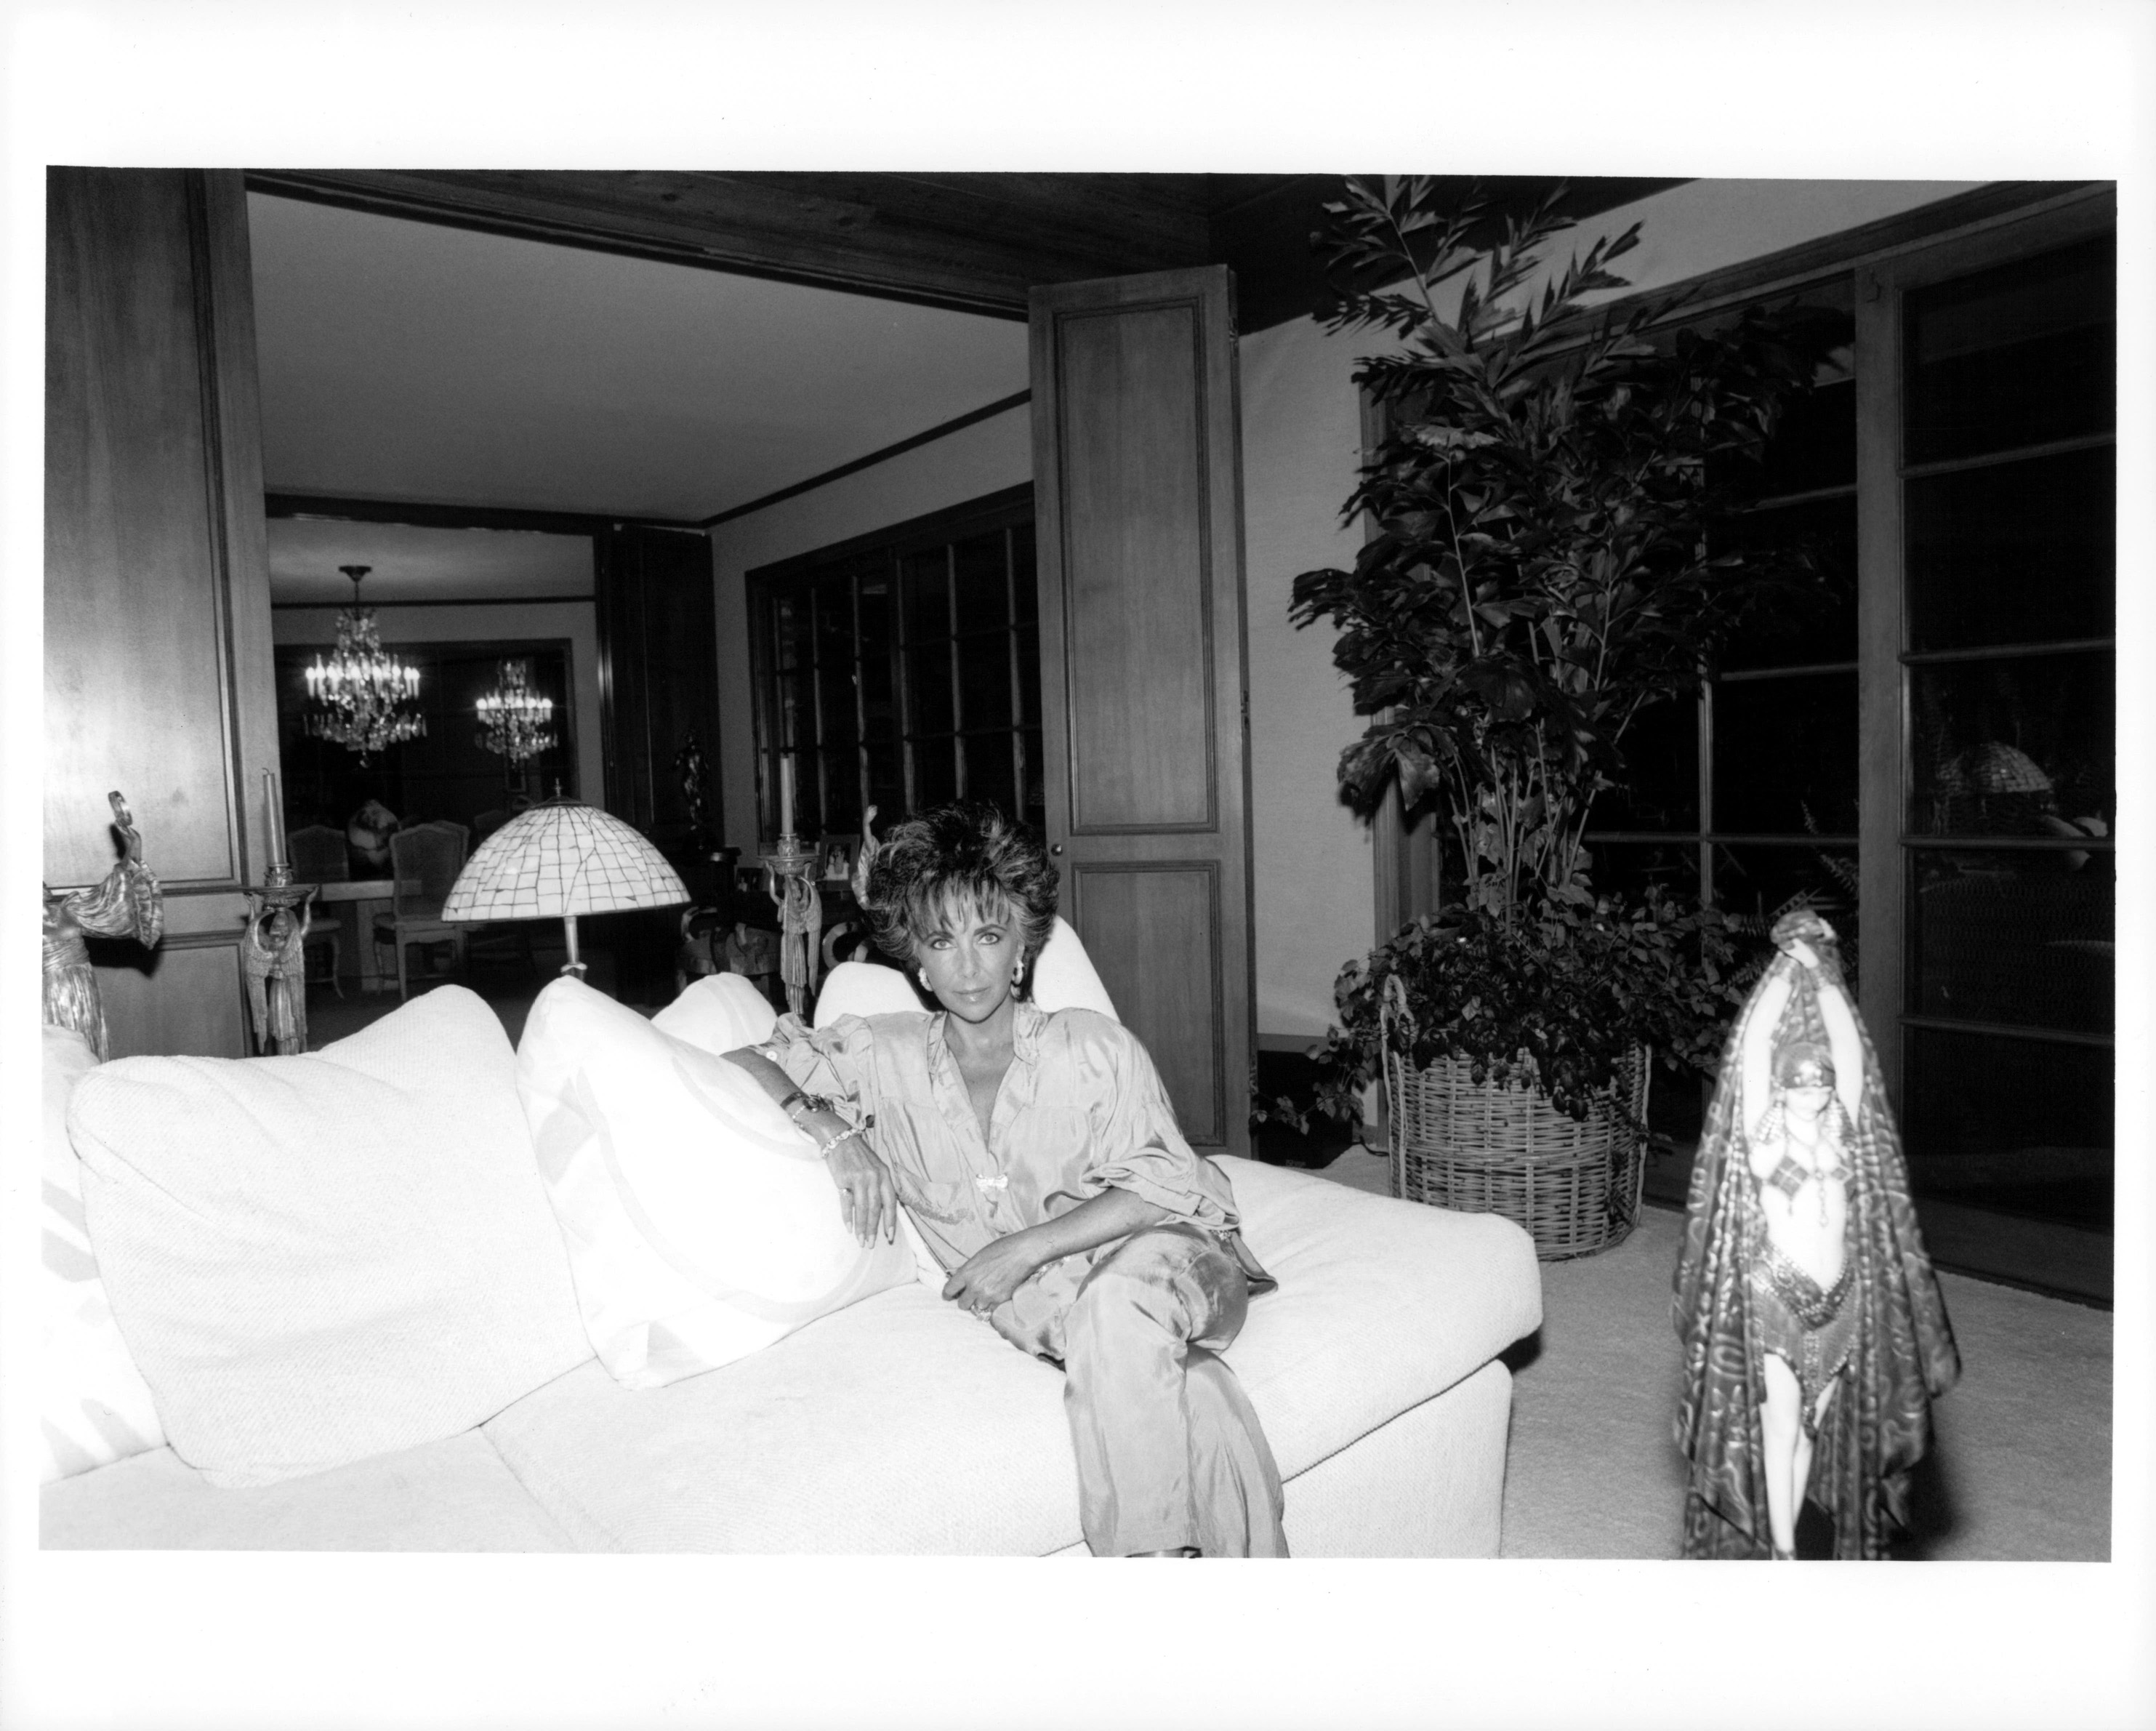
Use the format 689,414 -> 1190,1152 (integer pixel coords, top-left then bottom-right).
776,1089 -> 871,1159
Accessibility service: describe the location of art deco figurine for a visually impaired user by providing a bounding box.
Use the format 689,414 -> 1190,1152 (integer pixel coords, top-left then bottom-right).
41,792 -> 165,1060
1674,909 -> 1960,1559
241,889 -> 313,1056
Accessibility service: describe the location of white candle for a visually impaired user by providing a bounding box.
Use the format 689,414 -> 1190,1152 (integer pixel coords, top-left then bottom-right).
779,753 -> 795,839
264,768 -> 286,866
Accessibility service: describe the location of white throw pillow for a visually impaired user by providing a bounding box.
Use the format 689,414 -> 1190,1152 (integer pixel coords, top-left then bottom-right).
68,987 -> 593,1487
650,970 -> 779,1053
1031,917 -> 1119,1021
515,976 -> 917,1391
40,1024 -> 166,1482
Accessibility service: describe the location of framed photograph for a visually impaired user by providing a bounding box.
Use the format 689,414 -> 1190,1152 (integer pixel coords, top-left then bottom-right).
818,835 -> 858,884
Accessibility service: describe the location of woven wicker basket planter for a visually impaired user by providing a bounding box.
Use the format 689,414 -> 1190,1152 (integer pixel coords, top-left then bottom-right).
1384,1042 -> 1651,1261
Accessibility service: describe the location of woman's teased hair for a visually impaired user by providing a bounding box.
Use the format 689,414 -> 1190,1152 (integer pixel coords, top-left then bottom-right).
863,801 -> 1059,982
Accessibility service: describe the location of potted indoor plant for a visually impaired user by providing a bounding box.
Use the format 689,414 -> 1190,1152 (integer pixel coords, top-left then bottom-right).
1283,177 -> 1827,1254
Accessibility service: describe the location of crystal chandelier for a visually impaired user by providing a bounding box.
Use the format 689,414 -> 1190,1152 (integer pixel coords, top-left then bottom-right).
475,659 -> 558,763
302,566 -> 425,763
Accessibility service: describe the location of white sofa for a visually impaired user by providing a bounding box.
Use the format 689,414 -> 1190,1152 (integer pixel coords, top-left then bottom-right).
40,952 -> 1540,1557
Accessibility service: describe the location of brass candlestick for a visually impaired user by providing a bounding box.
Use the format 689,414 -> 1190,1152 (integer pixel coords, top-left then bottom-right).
761,833 -> 822,1017
241,773 -> 318,1054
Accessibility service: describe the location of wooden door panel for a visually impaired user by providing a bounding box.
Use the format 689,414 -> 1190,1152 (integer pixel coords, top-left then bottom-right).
46,169 -> 278,1059
1031,265 -> 1252,1156
97,940 -> 252,1060
1071,863 -> 1222,1144
45,172 -> 244,888
1058,305 -> 1213,831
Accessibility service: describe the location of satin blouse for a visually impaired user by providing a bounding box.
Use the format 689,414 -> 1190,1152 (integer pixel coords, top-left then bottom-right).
763,1001 -> 1240,1277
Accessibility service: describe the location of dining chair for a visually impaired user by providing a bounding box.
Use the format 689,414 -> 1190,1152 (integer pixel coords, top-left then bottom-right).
286,824 -> 349,997
371,820 -> 470,1000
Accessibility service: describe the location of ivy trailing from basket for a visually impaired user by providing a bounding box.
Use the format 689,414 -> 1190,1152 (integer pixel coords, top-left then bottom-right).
1272,880 -> 1742,1132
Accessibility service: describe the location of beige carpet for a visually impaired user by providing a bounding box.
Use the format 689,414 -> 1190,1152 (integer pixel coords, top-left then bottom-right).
1315,1144 -> 2112,1560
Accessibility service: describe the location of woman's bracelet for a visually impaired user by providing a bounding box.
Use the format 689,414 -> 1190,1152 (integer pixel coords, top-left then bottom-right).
805,1120 -> 866,1160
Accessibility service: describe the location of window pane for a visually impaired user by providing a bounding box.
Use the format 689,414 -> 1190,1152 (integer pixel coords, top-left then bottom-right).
912,736 -> 957,811
819,664 -> 862,832
1712,670 -> 1859,835
792,748 -> 824,838
1587,694 -> 1697,832
1580,838 -> 1699,908
1904,446 -> 2113,653
1012,522 -> 1037,624
1016,621 -> 1042,725
813,576 -> 854,667
1908,649 -> 2114,837
905,643 -> 954,736
1911,848 -> 2112,1035
962,732 -> 1018,818
1904,1027 -> 2112,1232
818,748 -> 861,833
953,531 -> 1010,632
1712,841 -> 1861,981
901,550 -> 949,645
773,594 -> 809,673
1717,494 -> 1857,671
858,577 -> 896,731
1904,236 -> 2115,466
1022,726 -> 1046,832
1756,375 -> 1856,498
865,734 -> 905,824
776,667 -> 813,753
957,631 -> 1015,732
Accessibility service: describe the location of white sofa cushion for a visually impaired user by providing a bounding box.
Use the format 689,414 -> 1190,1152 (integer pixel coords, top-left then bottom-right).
477,1155 -> 1541,1552
515,976 -> 917,1391
67,986 -> 592,1488
39,1430 -> 576,1551
40,1024 -> 166,1482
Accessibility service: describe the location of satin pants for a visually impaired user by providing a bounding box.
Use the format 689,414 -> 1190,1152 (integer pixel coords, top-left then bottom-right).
996,1223 -> 1287,1557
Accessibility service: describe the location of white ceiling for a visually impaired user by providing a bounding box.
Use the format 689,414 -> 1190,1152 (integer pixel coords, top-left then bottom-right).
265,518 -> 592,606
246,191 -> 1031,526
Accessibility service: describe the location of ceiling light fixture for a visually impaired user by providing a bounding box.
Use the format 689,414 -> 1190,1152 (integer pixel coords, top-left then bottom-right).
475,658 -> 557,763
303,565 -> 425,763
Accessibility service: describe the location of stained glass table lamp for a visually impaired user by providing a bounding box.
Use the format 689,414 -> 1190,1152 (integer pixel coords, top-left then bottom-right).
442,795 -> 688,979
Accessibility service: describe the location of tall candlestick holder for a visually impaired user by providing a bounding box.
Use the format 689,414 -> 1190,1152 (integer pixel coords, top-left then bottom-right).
761,832 -> 823,1018
241,778 -> 319,1055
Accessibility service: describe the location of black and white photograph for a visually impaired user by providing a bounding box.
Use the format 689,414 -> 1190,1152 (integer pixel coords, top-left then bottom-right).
6,4 -> 2152,1730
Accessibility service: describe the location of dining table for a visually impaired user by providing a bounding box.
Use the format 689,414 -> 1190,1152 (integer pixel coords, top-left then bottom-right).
310,879 -> 409,992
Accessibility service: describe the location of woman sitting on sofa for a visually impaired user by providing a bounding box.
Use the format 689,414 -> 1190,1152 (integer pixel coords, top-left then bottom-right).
723,800 -> 1284,1558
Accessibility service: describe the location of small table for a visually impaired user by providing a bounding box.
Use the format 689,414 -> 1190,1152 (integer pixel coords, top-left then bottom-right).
313,880 -> 409,992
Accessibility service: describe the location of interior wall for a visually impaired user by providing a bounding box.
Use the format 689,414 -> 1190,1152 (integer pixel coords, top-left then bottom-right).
270,601 -> 605,809
707,403 -> 1032,850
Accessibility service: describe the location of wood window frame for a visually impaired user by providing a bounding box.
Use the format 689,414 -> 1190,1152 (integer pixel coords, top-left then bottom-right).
744,483 -> 1035,846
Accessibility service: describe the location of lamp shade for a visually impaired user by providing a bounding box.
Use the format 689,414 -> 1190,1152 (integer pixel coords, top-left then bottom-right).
443,798 -> 688,924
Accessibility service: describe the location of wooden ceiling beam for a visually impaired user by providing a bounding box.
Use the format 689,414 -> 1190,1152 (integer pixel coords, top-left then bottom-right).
246,169 -> 1234,318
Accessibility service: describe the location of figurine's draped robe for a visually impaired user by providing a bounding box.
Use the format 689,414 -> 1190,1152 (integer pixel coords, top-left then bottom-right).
1673,943 -> 1960,1559
42,858 -> 164,1061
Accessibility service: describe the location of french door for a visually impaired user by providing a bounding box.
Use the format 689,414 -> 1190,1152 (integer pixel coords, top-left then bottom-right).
1858,194 -> 2116,1300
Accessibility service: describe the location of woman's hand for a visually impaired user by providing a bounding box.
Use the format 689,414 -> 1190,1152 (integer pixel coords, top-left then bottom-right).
821,1122 -> 896,1247
941,1229 -> 1049,1316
